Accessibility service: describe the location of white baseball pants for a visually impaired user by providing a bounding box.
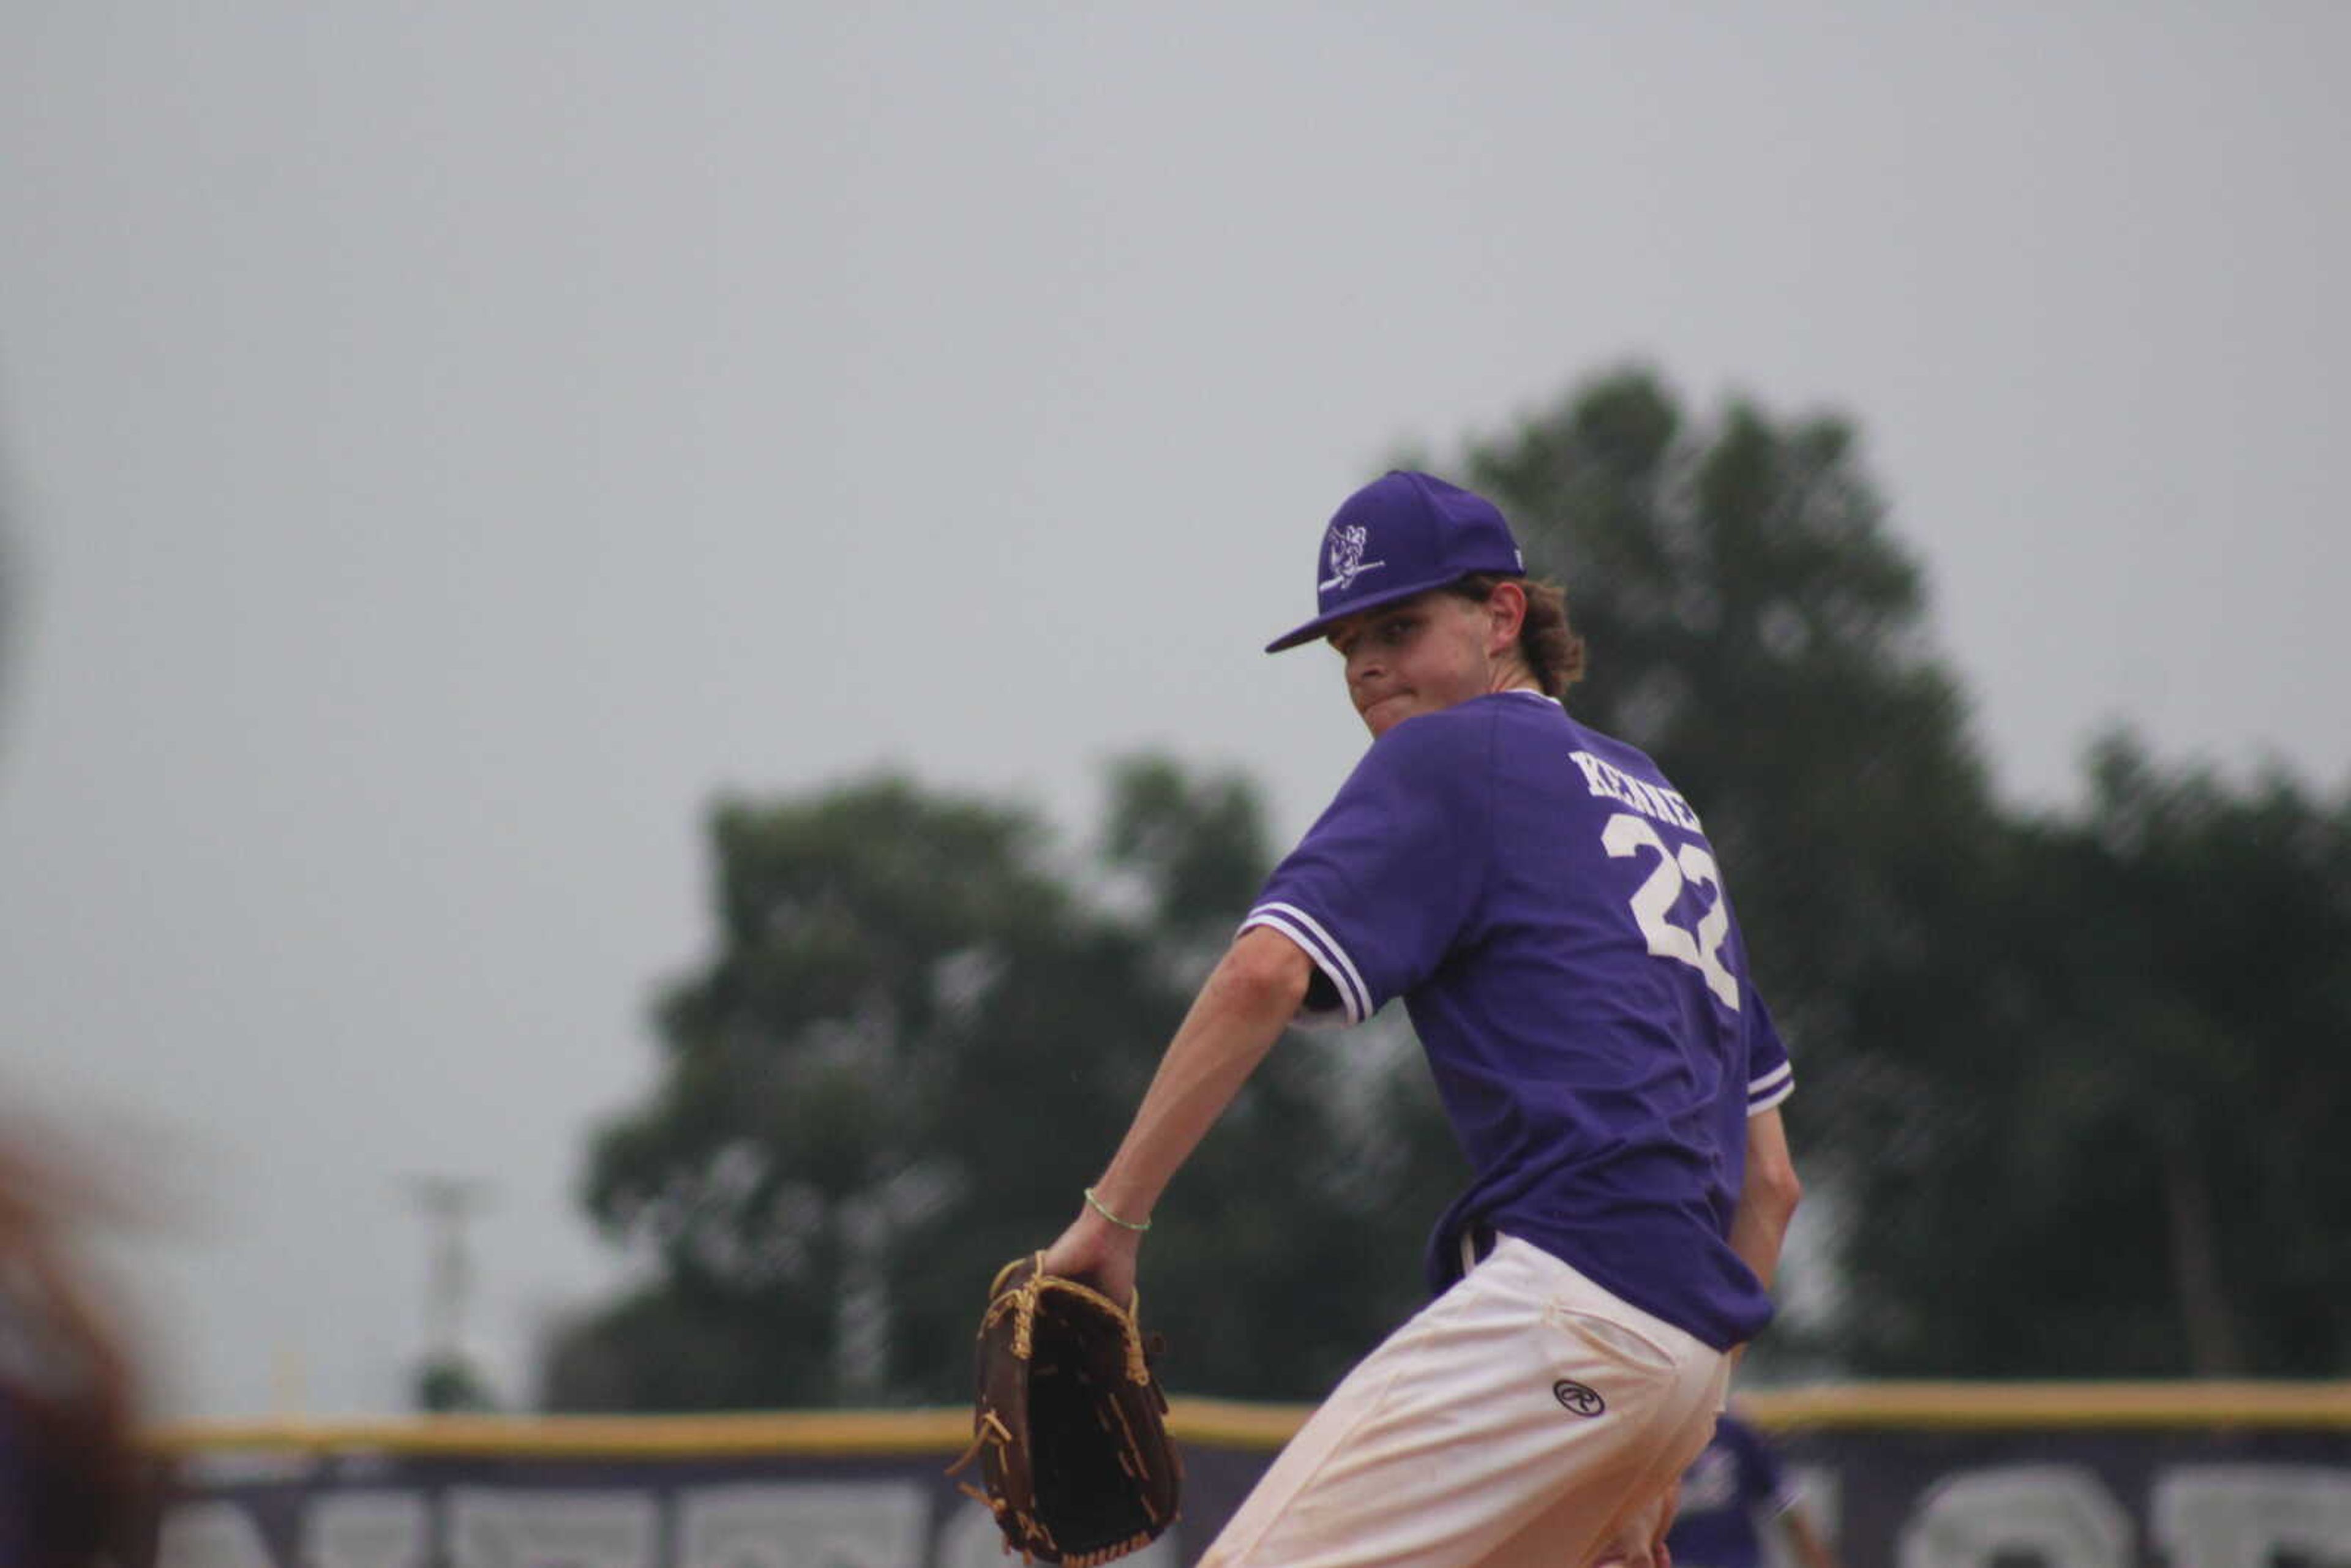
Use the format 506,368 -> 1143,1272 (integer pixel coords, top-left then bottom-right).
1198,1235 -> 1731,1568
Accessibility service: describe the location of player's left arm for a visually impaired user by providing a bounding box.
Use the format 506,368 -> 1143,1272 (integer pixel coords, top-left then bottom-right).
1728,1106 -> 1801,1291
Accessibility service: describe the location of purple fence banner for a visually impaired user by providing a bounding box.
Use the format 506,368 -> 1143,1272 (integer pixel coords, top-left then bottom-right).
145,1384 -> 2351,1568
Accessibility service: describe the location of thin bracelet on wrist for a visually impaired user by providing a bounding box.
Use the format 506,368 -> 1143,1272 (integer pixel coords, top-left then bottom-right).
1084,1185 -> 1152,1232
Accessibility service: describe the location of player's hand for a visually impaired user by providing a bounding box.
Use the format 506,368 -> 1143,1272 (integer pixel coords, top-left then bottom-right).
1649,1477 -> 1681,1568
1040,1206 -> 1142,1307
1588,1476 -> 1679,1568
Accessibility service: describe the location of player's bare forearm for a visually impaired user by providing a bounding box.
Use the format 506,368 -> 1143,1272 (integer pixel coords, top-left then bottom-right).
1041,928 -> 1311,1296
1728,1107 -> 1801,1291
1089,928 -> 1312,1218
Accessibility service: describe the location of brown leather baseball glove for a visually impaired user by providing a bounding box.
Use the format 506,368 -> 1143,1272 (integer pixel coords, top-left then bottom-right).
948,1253 -> 1182,1566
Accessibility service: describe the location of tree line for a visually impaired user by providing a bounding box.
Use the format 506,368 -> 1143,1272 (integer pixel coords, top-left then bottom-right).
531,367 -> 2351,1411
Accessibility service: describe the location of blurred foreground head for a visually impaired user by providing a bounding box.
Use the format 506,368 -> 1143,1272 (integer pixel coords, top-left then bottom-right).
0,1122 -> 154,1567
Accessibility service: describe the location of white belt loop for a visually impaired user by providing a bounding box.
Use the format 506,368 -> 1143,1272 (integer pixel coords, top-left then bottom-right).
1460,1228 -> 1480,1277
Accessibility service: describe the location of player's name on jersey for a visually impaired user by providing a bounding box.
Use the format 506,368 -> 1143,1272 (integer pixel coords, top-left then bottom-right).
1569,750 -> 1703,833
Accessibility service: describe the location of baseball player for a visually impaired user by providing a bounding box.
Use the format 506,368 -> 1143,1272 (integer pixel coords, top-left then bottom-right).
1041,470 -> 1802,1567
1664,1411 -> 1842,1568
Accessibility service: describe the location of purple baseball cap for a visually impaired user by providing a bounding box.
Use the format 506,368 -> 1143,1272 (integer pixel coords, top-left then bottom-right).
1264,470 -> 1527,652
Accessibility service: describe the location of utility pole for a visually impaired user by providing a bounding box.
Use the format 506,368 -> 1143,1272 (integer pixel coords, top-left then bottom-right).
405,1174 -> 493,1410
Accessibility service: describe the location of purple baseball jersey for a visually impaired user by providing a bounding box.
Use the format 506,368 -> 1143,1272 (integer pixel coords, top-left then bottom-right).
1243,691 -> 1793,1349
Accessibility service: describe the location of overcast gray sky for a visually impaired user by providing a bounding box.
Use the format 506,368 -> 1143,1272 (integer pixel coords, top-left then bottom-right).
3,4 -> 2344,1419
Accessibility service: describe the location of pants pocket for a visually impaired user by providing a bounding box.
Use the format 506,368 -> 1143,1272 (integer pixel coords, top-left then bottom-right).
1546,1303 -> 1681,1377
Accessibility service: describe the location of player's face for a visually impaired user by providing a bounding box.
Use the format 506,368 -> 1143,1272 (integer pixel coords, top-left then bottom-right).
1327,590 -> 1502,739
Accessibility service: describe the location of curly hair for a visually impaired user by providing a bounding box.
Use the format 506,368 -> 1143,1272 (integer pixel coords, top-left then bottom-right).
1445,573 -> 1587,699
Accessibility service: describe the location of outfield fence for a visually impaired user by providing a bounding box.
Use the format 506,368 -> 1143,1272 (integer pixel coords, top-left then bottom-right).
148,1382 -> 2351,1568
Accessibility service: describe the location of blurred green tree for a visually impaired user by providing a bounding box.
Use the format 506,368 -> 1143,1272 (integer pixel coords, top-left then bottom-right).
413,1352 -> 499,1414
1843,737 -> 2351,1375
541,759 -> 1433,1409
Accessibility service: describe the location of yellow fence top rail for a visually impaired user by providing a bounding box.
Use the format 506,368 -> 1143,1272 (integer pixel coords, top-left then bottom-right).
144,1382 -> 2351,1460
1738,1380 -> 2351,1431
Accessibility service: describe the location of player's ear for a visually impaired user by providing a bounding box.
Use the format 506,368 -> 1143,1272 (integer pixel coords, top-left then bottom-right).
1485,580 -> 1528,654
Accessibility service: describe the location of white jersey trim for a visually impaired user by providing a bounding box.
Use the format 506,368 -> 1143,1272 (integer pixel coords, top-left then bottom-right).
1241,902 -> 1372,1024
1748,1060 -> 1795,1115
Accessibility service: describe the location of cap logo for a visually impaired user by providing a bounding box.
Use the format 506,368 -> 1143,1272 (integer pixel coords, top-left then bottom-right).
1319,522 -> 1385,595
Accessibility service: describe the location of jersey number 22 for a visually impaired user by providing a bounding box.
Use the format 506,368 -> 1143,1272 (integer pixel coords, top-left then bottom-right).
1602,814 -> 1741,1010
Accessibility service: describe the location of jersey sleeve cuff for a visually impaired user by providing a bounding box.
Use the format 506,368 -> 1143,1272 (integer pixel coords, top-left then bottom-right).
1747,1061 -> 1795,1115
1240,902 -> 1373,1026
